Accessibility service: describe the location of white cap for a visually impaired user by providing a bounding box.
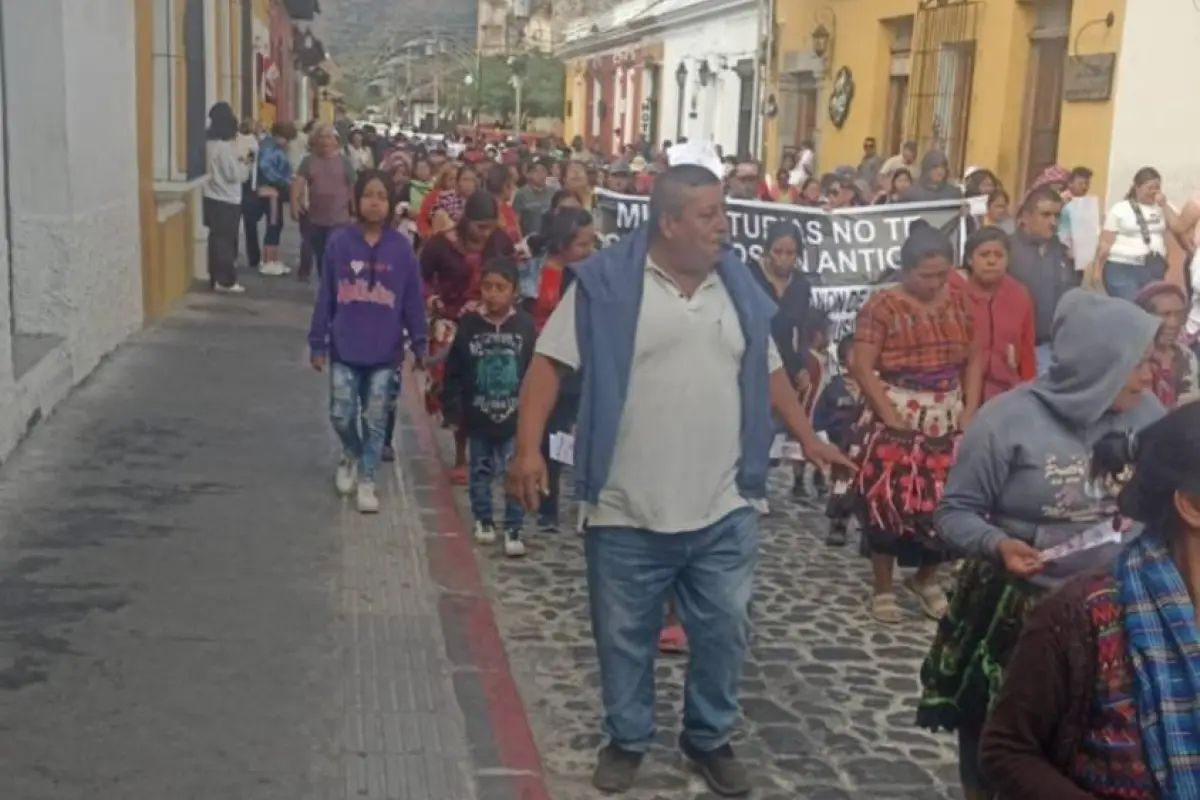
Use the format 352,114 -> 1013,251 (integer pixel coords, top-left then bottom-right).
666,140 -> 723,179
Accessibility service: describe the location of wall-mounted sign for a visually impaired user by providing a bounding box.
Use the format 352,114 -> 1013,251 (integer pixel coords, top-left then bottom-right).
828,66 -> 854,129
1064,54 -> 1116,103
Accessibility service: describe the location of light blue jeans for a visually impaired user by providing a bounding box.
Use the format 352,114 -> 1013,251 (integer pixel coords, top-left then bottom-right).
1103,260 -> 1165,302
585,507 -> 758,753
330,362 -> 397,483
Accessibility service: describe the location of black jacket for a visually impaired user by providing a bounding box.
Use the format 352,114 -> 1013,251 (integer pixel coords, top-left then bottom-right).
443,308 -> 537,440
749,262 -> 814,381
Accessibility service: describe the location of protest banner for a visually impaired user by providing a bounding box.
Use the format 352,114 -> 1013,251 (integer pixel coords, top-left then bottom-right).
592,189 -> 966,339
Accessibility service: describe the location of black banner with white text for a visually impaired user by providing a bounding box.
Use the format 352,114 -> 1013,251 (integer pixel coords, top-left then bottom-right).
593,189 -> 966,340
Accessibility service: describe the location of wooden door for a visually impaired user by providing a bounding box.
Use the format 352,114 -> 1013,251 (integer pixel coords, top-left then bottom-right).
1022,36 -> 1068,190
884,76 -> 908,155
793,87 -> 816,149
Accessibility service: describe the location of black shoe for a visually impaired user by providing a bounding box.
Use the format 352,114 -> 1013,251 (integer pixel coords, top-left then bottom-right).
381,445 -> 395,462
592,743 -> 644,794
791,477 -> 809,501
679,736 -> 751,797
826,520 -> 848,547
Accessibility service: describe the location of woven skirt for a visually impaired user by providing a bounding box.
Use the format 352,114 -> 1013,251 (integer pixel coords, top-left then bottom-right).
828,382 -> 961,567
915,559 -> 1043,733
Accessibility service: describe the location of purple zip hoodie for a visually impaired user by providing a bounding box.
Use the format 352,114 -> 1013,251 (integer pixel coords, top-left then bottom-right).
308,224 -> 429,366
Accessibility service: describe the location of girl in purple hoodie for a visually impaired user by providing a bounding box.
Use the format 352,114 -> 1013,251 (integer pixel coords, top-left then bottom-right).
308,170 -> 429,513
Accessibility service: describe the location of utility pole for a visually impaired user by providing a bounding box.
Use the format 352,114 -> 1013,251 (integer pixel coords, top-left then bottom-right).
514,75 -> 523,131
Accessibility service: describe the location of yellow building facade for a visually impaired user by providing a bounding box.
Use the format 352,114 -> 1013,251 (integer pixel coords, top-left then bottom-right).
135,0 -> 247,320
765,0 -> 1125,199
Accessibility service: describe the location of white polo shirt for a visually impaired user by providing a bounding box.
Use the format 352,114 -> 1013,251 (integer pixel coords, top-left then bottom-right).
536,259 -> 782,534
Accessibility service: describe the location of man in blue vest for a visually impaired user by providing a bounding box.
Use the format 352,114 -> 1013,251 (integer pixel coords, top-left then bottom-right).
509,164 -> 851,796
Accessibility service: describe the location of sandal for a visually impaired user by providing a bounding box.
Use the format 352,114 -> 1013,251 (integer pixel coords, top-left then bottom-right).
904,577 -> 949,620
658,623 -> 689,654
869,593 -> 904,624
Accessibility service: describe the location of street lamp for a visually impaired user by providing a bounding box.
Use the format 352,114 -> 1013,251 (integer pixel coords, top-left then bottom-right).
811,8 -> 836,62
811,23 -> 831,59
508,56 -> 527,132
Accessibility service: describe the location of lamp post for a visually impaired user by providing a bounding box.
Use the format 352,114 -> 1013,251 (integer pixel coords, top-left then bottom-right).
674,61 -> 687,139
811,23 -> 831,61
508,55 -> 527,132
463,73 -> 474,127
810,9 -> 836,167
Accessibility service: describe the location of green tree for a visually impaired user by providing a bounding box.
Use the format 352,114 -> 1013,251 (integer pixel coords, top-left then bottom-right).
477,53 -> 564,123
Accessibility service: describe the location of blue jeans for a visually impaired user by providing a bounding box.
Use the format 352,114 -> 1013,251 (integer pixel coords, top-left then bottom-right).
585,507 -> 758,753
383,372 -> 401,450
468,435 -> 524,529
1103,260 -> 1165,301
330,362 -> 397,483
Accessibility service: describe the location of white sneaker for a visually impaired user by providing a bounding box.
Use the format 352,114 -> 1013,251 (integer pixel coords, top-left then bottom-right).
259,261 -> 290,276
750,497 -> 771,516
356,482 -> 380,514
503,529 -> 526,558
334,458 -> 357,496
473,521 -> 497,544
214,282 -> 246,294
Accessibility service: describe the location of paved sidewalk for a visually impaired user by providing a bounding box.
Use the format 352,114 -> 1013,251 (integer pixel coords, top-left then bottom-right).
0,269 -> 547,800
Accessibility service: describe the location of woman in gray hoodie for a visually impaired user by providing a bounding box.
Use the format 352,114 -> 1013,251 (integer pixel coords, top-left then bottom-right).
916,288 -> 1162,800
901,150 -> 965,203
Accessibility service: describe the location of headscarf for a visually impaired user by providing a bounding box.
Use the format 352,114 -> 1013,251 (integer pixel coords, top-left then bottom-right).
1136,281 -> 1192,409
1024,165 -> 1070,205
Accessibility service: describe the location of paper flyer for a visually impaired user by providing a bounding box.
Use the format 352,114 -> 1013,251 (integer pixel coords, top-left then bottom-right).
1039,518 -> 1123,563
549,432 -> 575,466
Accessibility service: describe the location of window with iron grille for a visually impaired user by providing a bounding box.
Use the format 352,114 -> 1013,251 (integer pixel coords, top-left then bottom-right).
906,0 -> 981,178
152,0 -> 208,182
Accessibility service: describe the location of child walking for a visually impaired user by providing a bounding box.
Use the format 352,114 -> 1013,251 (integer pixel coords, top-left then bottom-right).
443,258 -> 536,556
792,314 -> 833,504
308,169 -> 428,513
819,336 -> 864,545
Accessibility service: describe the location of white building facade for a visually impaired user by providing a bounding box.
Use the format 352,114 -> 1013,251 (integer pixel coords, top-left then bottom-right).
660,2 -> 759,155
559,0 -> 765,158
1104,1 -> 1200,204
0,0 -> 144,461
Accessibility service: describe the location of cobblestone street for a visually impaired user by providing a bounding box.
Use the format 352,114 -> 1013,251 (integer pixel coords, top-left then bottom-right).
454,459 -> 966,800
0,250 -> 964,799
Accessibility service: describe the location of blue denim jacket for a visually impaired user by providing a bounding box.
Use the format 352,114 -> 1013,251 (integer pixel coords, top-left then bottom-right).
257,139 -> 292,189
570,224 -> 777,504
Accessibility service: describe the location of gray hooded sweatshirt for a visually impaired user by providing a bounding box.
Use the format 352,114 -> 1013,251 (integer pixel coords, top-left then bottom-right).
936,289 -> 1164,589
899,150 -> 964,203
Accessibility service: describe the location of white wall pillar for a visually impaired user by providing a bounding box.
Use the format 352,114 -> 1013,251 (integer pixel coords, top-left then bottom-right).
204,0 -> 218,109
296,74 -> 310,123
1,0 -> 143,355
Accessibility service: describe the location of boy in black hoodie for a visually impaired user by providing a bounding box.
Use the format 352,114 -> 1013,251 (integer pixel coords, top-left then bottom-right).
443,258 -> 537,557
